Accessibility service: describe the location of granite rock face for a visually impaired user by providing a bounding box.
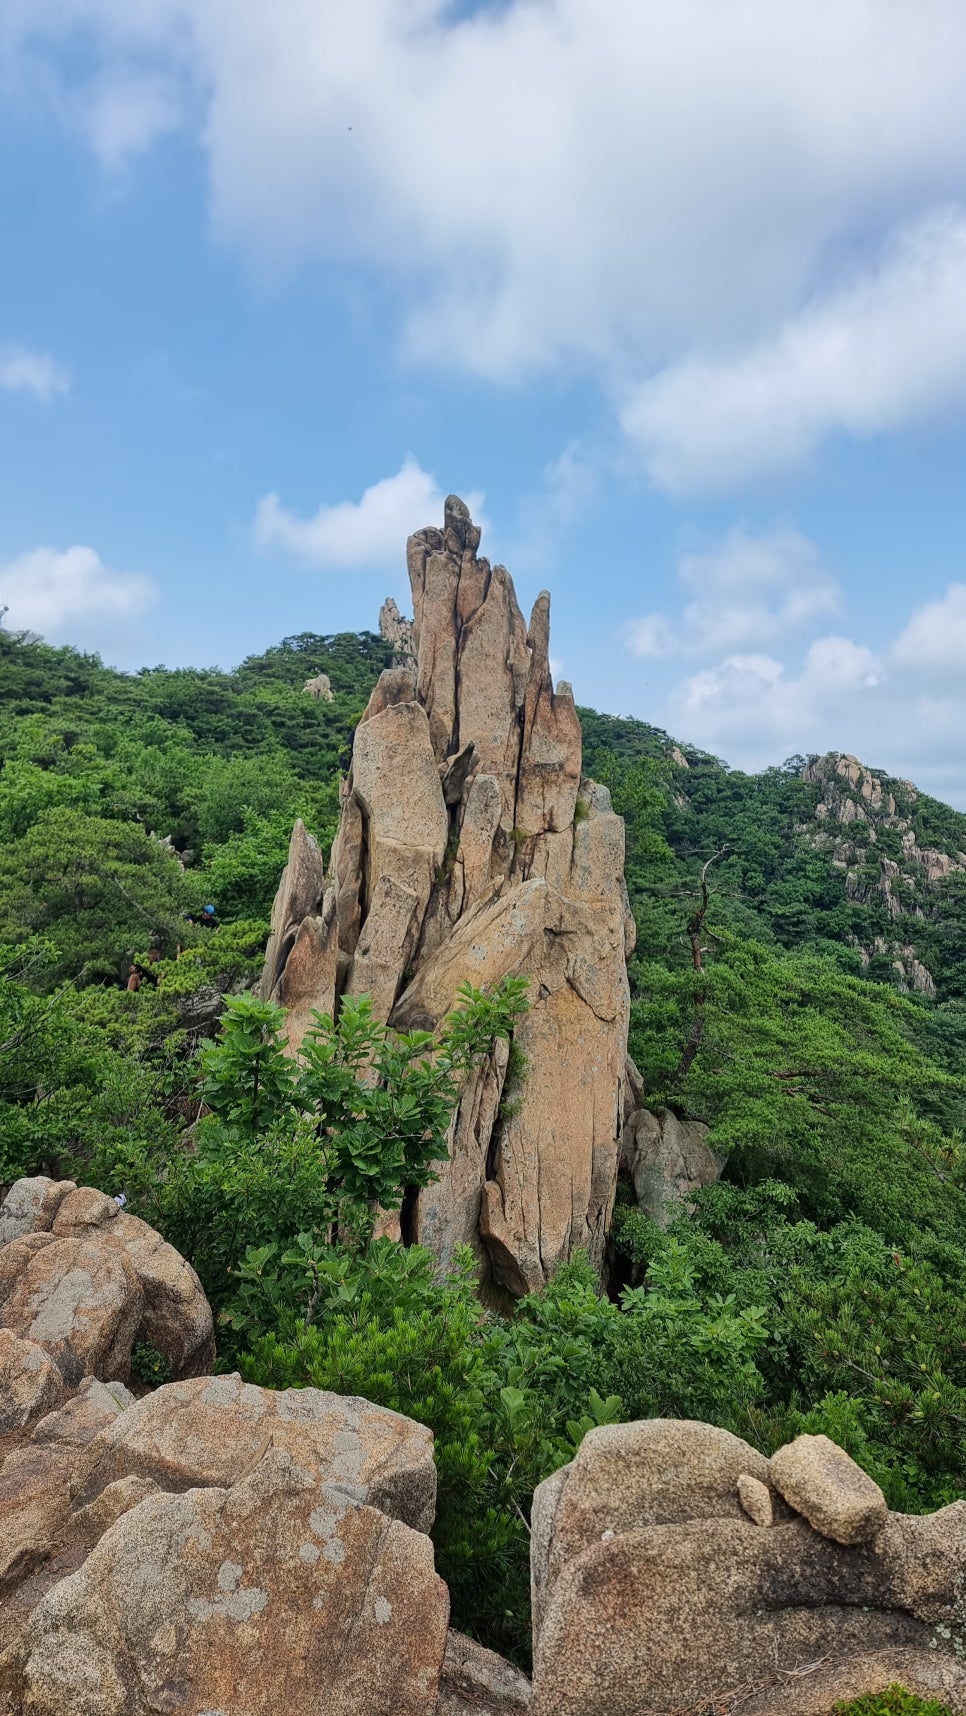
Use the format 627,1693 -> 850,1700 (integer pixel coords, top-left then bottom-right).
0,1178 -> 538,1715
5,1464 -> 448,1716
261,497 -> 634,1293
0,1176 -> 215,1383
529,1418 -> 966,1716
620,1102 -> 723,1227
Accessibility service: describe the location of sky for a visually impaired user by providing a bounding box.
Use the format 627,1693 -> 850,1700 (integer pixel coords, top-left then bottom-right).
2,2 -> 966,805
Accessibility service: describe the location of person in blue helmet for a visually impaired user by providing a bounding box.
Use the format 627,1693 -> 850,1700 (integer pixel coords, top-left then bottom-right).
200,904 -> 217,928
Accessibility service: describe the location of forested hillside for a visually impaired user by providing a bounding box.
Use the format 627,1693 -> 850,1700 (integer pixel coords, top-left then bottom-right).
2,621 -> 965,1666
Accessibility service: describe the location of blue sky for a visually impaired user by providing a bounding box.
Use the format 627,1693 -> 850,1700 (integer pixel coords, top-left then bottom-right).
3,2 -> 966,804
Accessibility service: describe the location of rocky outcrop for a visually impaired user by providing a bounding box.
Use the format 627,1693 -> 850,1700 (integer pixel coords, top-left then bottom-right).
302,671 -> 334,700
0,1177 -> 215,1383
802,752 -> 966,996
0,1175 -> 534,1713
621,1103 -> 723,1226
380,595 -> 417,665
261,498 -> 634,1295
68,1372 -> 437,1534
530,1419 -> 966,1716
2,1454 -> 449,1716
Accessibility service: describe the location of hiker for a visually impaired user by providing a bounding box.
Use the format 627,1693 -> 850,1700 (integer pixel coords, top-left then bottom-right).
126,968 -> 141,993
200,904 -> 217,928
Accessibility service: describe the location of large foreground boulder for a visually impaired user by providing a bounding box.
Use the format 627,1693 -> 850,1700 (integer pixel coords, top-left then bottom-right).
68,1371 -> 438,1535
261,497 -> 635,1295
1,1451 -> 449,1716
530,1419 -> 966,1716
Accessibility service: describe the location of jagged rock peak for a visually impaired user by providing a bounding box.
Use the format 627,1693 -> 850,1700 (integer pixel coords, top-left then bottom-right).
378,595 -> 416,665
261,498 -> 635,1296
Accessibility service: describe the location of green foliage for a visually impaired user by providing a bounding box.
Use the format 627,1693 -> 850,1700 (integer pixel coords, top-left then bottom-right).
834,1690 -> 953,1716
131,1340 -> 172,1387
5,624 -> 966,1670
147,976 -> 529,1316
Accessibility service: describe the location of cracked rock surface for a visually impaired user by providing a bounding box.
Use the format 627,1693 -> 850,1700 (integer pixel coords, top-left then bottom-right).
261,497 -> 634,1294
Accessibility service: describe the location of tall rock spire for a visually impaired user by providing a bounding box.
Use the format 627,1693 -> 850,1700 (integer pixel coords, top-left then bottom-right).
261,497 -> 634,1294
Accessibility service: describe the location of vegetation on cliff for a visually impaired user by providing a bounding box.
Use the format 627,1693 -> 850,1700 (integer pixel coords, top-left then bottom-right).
1,621 -> 965,1666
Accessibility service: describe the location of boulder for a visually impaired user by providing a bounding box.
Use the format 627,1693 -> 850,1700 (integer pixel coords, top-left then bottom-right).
0,1234 -> 143,1388
302,671 -> 334,700
0,1377 -> 132,1655
768,1432 -> 888,1545
0,1448 -> 450,1716
0,1178 -> 76,1248
0,1177 -> 215,1381
437,1630 -> 532,1714
69,1372 -> 438,1534
530,1420 -> 771,1641
621,1105 -> 723,1226
261,499 -> 634,1293
529,1418 -> 966,1716
0,1330 -> 64,1450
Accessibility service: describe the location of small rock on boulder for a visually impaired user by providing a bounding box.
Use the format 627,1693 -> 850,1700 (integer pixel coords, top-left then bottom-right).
768,1431 -> 888,1545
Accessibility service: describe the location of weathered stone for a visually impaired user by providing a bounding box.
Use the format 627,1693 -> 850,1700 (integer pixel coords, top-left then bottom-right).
0,1235 -> 143,1388
98,1212 -> 214,1379
0,1330 -> 64,1449
737,1471 -> 774,1527
260,818 -> 326,1002
0,1378 -> 130,1652
380,594 -> 416,663
70,1373 -> 437,1534
413,1039 -> 510,1265
1,1177 -> 215,1383
621,1105 -> 723,1226
768,1432 -> 888,1544
30,1379 -> 130,1451
437,1630 -> 532,1714
51,1188 -> 118,1234
262,500 -> 634,1294
0,1449 -> 450,1716
529,1419 -> 966,1716
302,671 -> 333,700
530,1420 -> 771,1641
0,1178 -> 76,1249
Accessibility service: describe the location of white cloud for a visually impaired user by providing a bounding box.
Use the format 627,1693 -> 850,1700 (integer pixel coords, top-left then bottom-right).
0,545 -> 155,636
670,636 -> 882,765
81,71 -> 182,169
253,457 -> 482,570
626,613 -> 676,661
893,583 -> 966,674
626,527 -> 839,660
0,345 -> 69,401
10,2 -> 966,396
622,209 -> 966,491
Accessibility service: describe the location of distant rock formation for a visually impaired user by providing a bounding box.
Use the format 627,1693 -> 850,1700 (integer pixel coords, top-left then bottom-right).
302,671 -> 334,701
262,497 -> 634,1295
802,752 -> 966,995
379,595 -> 416,665
621,1100 -> 723,1227
530,1419 -> 966,1716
